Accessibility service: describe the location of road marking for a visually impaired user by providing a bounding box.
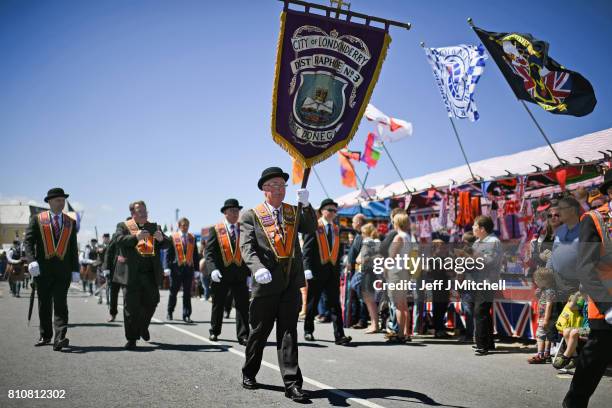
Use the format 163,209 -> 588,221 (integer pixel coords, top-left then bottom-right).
150,315 -> 387,408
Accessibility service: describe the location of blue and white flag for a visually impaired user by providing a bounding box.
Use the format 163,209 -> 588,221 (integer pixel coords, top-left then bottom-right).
424,44 -> 487,121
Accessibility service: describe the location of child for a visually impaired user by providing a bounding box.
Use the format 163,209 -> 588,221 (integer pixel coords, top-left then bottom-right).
528,267 -> 557,364
553,293 -> 589,370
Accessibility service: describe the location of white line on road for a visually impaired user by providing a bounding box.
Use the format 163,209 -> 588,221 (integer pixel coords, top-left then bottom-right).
150,315 -> 387,408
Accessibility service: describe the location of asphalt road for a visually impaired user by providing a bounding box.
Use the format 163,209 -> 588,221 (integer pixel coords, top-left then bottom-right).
0,281 -> 610,408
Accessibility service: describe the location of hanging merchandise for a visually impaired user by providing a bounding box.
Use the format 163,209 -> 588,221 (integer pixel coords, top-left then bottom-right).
456,191 -> 474,227
470,196 -> 482,218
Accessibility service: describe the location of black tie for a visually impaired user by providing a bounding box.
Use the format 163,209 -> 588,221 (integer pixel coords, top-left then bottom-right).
326,223 -> 333,249
230,224 -> 236,249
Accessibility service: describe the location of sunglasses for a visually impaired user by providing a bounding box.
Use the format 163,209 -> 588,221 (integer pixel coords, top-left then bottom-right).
323,208 -> 337,213
548,213 -> 560,218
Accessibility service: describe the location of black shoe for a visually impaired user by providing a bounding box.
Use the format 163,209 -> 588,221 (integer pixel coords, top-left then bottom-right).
285,386 -> 309,402
209,334 -> 218,342
125,340 -> 137,350
335,336 -> 352,345
107,315 -> 116,323
472,344 -> 495,350
35,337 -> 51,347
53,338 -> 69,351
474,348 -> 489,356
238,338 -> 248,346
304,333 -> 315,341
166,313 -> 173,321
141,328 -> 150,342
224,311 -> 231,318
183,316 -> 193,324
242,375 -> 258,390
16,294 -> 20,298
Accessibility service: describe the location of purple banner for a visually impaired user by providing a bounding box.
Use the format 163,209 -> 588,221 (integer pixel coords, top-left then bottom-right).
272,9 -> 391,167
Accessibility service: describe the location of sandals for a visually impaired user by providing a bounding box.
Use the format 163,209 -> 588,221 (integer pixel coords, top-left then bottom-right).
527,355 -> 547,364
553,354 -> 572,369
364,327 -> 379,334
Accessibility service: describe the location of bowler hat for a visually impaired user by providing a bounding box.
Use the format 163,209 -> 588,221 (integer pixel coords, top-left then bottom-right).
599,170 -> 612,195
44,187 -> 69,203
319,198 -> 338,210
220,198 -> 243,213
257,167 -> 289,190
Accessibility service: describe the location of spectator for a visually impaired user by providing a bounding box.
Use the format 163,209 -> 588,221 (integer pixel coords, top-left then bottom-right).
347,214 -> 367,328
528,267 -> 557,364
553,292 -> 589,370
549,196 -> 581,301
456,231 -> 477,343
355,223 -> 381,334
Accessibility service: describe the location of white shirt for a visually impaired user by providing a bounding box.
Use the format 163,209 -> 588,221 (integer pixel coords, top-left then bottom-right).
264,201 -> 283,228
320,217 -> 335,245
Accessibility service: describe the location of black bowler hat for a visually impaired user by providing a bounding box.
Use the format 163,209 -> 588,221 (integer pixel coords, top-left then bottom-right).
257,166 -> 289,190
220,198 -> 243,213
319,198 -> 338,210
44,187 -> 69,203
599,170 -> 612,195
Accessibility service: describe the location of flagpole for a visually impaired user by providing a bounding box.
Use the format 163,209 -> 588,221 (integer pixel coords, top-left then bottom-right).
449,117 -> 476,180
345,157 -> 373,200
380,141 -> 411,194
362,170 -> 370,187
313,167 -> 331,197
467,17 -> 564,167
519,100 -> 564,165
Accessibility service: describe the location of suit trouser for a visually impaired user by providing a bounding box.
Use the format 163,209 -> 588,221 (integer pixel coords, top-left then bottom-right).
304,273 -> 345,339
563,329 -> 612,408
108,280 -> 121,316
432,290 -> 450,333
168,267 -> 194,318
122,273 -> 159,341
210,279 -> 249,340
243,288 -> 302,389
474,292 -> 494,349
37,274 -> 70,341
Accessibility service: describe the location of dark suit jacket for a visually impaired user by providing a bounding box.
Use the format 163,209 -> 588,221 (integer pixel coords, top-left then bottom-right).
102,236 -> 117,278
24,213 -> 79,281
165,233 -> 200,273
302,221 -> 344,280
239,203 -> 316,298
205,225 -> 250,283
112,221 -> 170,287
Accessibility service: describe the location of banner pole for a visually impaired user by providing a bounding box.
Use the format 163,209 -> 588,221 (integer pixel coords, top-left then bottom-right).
381,141 -> 411,195
448,117 -> 476,180
519,100 -> 564,166
313,167 -> 331,197
285,167 -> 311,278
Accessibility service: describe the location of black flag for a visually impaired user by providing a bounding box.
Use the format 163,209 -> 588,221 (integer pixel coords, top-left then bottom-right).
473,26 -> 596,116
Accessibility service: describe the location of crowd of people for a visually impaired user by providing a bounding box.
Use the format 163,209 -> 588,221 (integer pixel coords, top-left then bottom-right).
2,168 -> 610,406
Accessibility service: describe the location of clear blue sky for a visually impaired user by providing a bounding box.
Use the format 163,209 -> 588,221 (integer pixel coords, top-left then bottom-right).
1,0 -> 611,242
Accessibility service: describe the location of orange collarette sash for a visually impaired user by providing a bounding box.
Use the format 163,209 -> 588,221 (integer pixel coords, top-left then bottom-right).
316,221 -> 340,265
253,203 -> 296,259
37,212 -> 73,260
124,219 -> 155,256
215,223 -> 242,267
172,232 -> 195,267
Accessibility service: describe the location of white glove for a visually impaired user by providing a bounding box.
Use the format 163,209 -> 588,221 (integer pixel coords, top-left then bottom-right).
304,269 -> 313,280
539,249 -> 552,262
297,188 -> 309,207
254,268 -> 272,284
28,261 -> 40,277
605,306 -> 612,325
163,268 -> 171,277
211,270 -> 222,283
103,270 -> 110,278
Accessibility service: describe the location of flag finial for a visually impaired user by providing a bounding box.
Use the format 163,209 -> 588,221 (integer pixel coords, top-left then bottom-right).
467,17 -> 474,26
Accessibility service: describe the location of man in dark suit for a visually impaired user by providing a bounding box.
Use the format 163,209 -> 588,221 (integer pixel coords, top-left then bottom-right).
25,187 -> 79,351
239,167 -> 316,402
103,230 -> 122,322
113,200 -> 170,350
205,199 -> 250,343
302,198 -> 352,345
164,217 -> 200,323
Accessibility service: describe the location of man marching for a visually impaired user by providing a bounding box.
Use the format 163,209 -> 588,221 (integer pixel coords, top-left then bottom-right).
240,167 -> 316,402
205,199 -> 250,343
24,188 -> 79,351
7,240 -> 26,297
113,200 -> 170,350
302,198 -> 352,345
165,217 -> 200,323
